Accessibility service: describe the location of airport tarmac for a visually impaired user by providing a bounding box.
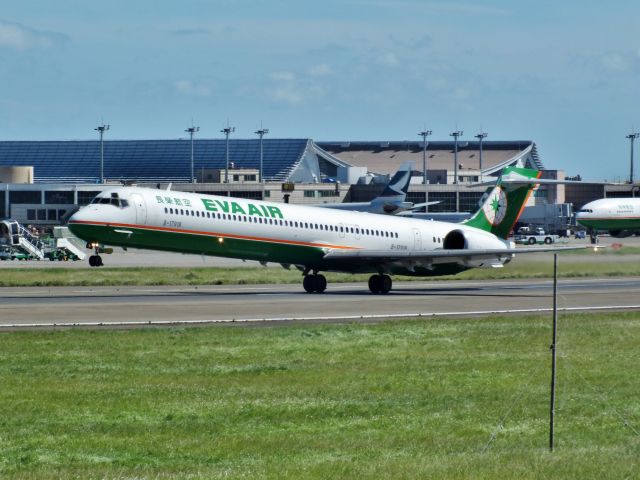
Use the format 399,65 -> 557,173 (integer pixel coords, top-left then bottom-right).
1,277 -> 639,329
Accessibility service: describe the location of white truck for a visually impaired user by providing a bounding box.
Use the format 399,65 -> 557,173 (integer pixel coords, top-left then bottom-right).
514,227 -> 559,245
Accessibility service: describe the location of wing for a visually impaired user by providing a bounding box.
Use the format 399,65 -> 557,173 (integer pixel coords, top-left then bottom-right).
322,245 -> 595,270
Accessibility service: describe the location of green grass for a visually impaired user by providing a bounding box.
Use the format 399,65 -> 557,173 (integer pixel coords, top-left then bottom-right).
1,255 -> 640,287
1,312 -> 639,479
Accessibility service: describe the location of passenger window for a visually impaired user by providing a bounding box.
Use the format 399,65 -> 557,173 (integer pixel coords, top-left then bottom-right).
164,207 -> 168,214
180,209 -> 184,215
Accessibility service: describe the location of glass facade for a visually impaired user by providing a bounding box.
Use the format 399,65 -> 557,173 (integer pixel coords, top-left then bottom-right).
459,192 -> 484,213
429,192 -> 456,212
78,191 -> 101,205
9,191 -> 40,204
45,190 -> 74,204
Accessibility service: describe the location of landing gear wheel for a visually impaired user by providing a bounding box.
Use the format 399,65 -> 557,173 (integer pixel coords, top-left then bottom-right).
89,254 -> 104,267
369,274 -> 392,294
380,274 -> 392,294
303,274 -> 327,293
316,274 -> 327,293
303,275 -> 314,293
368,275 -> 381,294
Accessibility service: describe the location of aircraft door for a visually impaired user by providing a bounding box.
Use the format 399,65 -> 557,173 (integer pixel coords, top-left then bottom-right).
413,228 -> 422,251
131,193 -> 147,224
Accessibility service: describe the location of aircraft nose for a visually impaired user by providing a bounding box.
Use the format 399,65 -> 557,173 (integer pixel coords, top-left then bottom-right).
67,207 -> 93,237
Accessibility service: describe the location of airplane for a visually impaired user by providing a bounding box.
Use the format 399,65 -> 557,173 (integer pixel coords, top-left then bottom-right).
576,197 -> 640,241
68,165 -> 583,294
318,161 -> 437,214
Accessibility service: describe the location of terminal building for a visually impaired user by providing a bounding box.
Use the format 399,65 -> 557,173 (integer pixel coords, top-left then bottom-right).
0,137 -> 610,229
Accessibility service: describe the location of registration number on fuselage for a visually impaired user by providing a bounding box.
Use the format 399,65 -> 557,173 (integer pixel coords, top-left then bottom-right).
163,220 -> 182,228
390,244 -> 408,251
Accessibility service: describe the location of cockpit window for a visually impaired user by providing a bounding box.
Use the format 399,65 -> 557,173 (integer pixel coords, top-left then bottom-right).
90,193 -> 130,208
578,208 -> 593,213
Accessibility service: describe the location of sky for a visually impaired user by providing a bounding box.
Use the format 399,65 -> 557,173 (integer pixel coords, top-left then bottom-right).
1,1 -> 639,181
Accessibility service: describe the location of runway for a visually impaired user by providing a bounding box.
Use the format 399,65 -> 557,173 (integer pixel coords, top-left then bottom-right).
2,277 -> 640,329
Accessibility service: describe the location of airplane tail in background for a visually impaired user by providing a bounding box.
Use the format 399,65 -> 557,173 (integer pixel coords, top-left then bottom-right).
463,166 -> 541,239
378,161 -> 413,198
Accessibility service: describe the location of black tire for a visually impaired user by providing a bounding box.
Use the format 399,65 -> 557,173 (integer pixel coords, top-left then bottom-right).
528,237 -> 536,245
380,275 -> 392,294
544,237 -> 552,244
368,275 -> 382,294
88,255 -> 96,267
316,274 -> 327,293
303,275 -> 314,293
96,255 -> 103,267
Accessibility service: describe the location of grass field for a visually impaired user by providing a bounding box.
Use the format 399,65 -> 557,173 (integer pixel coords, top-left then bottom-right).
2,254 -> 640,287
1,312 -> 639,479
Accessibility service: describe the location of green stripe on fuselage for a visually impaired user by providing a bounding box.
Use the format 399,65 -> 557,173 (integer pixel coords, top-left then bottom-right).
577,218 -> 640,230
70,223 -> 325,265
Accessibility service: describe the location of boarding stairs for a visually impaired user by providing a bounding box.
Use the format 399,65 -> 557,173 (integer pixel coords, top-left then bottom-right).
0,219 -> 45,260
52,227 -> 87,260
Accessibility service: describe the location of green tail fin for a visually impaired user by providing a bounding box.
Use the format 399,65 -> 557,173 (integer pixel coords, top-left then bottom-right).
463,166 -> 541,239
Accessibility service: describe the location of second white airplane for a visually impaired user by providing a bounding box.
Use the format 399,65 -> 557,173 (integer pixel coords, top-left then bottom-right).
68,166 -> 577,294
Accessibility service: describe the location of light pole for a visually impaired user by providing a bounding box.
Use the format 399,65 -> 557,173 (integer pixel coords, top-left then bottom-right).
475,132 -> 487,181
450,130 -> 463,185
418,129 -> 432,185
221,126 -> 235,183
255,127 -> 269,183
626,131 -> 640,184
95,123 -> 110,184
185,125 -> 200,183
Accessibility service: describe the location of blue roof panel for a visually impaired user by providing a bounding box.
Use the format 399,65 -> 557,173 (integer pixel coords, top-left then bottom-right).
0,139 -> 309,184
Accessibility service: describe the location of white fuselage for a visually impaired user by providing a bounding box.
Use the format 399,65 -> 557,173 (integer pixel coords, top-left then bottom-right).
68,186 -> 510,273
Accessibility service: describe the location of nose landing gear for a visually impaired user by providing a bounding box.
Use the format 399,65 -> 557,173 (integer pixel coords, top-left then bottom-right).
88,243 -> 103,267
368,274 -> 392,294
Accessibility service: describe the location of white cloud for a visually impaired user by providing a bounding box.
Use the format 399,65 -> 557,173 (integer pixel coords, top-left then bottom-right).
379,52 -> 399,67
268,84 -> 304,105
601,52 -> 629,72
175,80 -> 211,97
0,20 -> 66,50
307,64 -> 333,77
270,71 -> 295,82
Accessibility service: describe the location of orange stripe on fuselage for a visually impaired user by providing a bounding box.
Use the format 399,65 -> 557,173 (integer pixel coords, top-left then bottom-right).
69,220 -> 361,250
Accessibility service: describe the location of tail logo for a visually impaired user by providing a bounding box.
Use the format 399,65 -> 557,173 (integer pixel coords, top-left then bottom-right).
483,186 -> 507,226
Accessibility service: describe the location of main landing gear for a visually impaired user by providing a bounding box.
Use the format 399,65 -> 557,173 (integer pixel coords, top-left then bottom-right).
368,274 -> 392,294
303,273 -> 327,293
